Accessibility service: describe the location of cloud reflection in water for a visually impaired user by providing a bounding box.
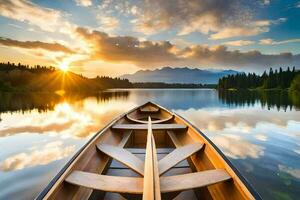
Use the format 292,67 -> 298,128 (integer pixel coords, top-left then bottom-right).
0,141 -> 75,171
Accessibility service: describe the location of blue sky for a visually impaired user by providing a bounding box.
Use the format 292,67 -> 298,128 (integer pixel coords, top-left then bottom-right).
0,0 -> 300,77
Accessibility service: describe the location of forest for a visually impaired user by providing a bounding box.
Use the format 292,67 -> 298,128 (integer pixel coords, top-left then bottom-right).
0,62 -> 212,92
218,67 -> 300,90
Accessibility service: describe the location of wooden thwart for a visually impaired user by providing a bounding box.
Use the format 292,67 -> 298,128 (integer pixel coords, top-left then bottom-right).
158,142 -> 204,175
126,114 -> 174,124
112,123 -> 187,130
65,171 -> 143,194
65,169 -> 231,194
96,143 -> 144,176
160,169 -> 232,193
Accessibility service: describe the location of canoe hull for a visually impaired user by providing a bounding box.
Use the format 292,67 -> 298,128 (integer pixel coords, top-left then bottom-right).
36,101 -> 261,200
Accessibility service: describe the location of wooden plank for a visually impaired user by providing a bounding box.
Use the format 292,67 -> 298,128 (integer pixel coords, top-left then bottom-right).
97,143 -> 144,176
160,169 -> 231,193
127,148 -> 174,154
139,106 -> 159,113
126,114 -> 174,124
65,171 -> 143,194
118,131 -> 132,147
65,169 -> 230,194
143,117 -> 161,200
167,130 -> 182,147
110,154 -> 190,169
158,143 -> 204,175
112,123 -> 187,130
107,167 -> 191,178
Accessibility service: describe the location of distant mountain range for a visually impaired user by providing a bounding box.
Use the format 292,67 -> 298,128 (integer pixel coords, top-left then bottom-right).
120,67 -> 239,84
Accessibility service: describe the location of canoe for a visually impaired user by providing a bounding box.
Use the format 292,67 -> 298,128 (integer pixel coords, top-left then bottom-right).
36,102 -> 261,200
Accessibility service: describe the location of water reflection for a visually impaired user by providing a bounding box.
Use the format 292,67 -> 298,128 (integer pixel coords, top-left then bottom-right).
218,90 -> 300,111
0,141 -> 75,171
0,89 -> 299,199
0,91 -> 129,114
174,105 -> 300,199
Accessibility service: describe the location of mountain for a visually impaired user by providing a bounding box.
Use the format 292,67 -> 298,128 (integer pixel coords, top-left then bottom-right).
120,67 -> 239,84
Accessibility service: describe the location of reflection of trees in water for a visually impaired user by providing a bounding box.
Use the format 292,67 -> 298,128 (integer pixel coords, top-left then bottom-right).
218,90 -> 300,111
0,91 -> 129,113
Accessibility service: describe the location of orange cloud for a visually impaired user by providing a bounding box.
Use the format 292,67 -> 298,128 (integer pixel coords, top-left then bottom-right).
74,27 -> 300,70
0,37 -> 75,54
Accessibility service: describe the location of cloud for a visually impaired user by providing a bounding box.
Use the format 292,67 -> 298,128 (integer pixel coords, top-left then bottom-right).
175,107 -> 300,133
96,15 -> 120,31
278,165 -> 300,179
74,27 -> 300,70
254,134 -> 268,141
262,0 -> 270,5
0,121 -> 75,137
75,0 -> 92,7
75,27 -> 179,66
129,0 -> 275,39
296,1 -> 300,8
260,38 -> 300,45
180,45 -> 300,69
223,40 -> 255,46
212,135 -> 265,159
209,25 -> 268,40
0,37 -> 75,54
0,0 -> 73,33
0,141 -> 75,171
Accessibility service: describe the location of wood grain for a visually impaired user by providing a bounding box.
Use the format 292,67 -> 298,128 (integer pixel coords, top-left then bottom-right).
160,169 -> 231,193
97,143 -> 144,176
158,142 -> 204,175
112,123 -> 187,130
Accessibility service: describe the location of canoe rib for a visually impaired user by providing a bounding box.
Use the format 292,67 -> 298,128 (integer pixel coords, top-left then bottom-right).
96,143 -> 144,176
112,123 -> 187,130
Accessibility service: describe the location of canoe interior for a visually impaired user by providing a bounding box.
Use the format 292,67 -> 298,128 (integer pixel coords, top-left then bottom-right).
38,102 -> 259,200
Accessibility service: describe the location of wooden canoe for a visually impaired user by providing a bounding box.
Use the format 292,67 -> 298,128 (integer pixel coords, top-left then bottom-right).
36,102 -> 261,200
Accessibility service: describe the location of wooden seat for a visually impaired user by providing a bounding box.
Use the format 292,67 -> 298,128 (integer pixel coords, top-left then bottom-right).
65,169 -> 231,194
112,123 -> 187,131
97,143 -> 144,176
158,142 -> 204,175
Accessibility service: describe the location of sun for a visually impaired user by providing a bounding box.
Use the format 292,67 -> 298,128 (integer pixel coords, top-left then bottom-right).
59,62 -> 69,72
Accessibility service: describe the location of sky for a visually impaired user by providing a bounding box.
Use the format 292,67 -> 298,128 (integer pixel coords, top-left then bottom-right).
0,0 -> 300,77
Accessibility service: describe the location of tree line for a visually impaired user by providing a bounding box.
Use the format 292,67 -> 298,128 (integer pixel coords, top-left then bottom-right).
218,67 -> 299,90
0,62 -> 56,73
0,62 -> 213,92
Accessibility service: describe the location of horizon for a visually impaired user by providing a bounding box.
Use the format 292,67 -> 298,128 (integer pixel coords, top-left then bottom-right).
0,0 -> 300,78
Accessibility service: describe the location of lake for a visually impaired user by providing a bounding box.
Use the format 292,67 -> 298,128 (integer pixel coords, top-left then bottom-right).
0,89 -> 299,199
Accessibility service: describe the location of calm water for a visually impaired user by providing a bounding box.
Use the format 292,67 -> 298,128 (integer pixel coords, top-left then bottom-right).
0,89 -> 299,199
